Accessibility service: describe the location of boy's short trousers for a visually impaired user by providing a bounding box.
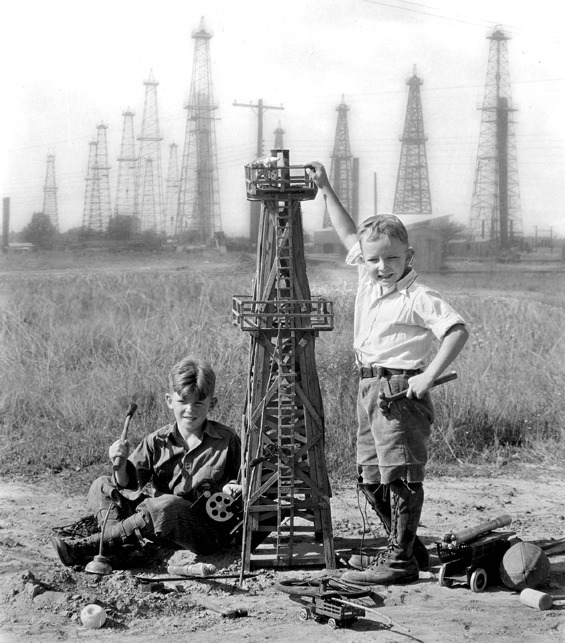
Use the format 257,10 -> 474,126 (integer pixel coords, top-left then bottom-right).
356,374 -> 434,484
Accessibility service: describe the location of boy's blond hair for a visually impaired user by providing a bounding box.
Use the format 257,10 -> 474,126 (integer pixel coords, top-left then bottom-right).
357,215 -> 409,246
169,357 -> 216,401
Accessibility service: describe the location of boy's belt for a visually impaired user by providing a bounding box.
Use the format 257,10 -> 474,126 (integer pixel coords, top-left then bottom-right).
359,366 -> 421,379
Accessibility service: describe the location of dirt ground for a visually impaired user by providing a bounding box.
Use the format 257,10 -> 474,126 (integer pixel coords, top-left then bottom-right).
1,468 -> 564,643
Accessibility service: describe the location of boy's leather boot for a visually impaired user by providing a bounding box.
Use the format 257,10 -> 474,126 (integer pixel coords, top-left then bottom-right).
349,481 -> 429,571
51,513 -> 150,567
342,481 -> 423,585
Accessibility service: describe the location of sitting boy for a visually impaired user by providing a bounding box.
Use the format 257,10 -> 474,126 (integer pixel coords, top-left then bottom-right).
52,356 -> 242,567
308,162 -> 469,585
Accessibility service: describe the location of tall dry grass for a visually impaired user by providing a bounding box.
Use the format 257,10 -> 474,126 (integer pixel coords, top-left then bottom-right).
1,264 -> 564,485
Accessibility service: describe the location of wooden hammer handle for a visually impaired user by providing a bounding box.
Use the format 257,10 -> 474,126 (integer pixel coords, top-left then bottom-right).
383,371 -> 458,403
112,402 -> 137,470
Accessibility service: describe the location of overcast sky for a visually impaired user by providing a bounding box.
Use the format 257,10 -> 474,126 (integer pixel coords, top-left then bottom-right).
1,0 -> 564,238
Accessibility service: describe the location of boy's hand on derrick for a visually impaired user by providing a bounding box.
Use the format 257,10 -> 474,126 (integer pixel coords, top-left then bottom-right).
222,483 -> 243,498
109,439 -> 130,464
306,162 -> 329,189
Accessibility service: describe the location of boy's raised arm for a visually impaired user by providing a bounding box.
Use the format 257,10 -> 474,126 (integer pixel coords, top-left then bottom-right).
308,162 -> 358,251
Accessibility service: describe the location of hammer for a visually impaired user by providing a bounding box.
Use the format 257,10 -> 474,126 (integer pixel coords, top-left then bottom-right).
381,371 -> 458,404
196,597 -> 248,619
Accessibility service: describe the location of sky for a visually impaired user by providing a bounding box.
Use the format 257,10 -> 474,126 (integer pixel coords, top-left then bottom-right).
1,0 -> 564,239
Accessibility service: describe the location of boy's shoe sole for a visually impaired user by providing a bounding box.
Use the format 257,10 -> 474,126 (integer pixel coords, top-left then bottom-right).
51,536 -> 74,566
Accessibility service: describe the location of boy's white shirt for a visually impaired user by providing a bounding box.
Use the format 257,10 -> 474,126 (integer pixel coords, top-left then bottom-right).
346,242 -> 466,370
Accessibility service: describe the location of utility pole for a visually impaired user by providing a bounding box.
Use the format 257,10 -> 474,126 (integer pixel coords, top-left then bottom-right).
393,66 -> 432,215
42,153 -> 59,231
469,26 -> 522,254
177,17 -> 222,245
233,98 -> 284,244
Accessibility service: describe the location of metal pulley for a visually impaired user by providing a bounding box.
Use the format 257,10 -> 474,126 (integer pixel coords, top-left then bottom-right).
205,492 -> 236,522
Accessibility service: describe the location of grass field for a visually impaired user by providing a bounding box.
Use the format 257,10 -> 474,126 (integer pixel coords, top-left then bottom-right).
1,251 -> 564,488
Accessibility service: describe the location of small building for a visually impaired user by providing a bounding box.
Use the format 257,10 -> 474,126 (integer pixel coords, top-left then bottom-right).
312,214 -> 449,272
2,242 -> 35,254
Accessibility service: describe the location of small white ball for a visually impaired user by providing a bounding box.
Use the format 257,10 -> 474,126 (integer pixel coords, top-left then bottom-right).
80,603 -> 107,629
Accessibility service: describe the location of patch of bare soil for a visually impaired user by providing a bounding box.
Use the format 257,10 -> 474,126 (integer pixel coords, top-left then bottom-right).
1,469 -> 564,643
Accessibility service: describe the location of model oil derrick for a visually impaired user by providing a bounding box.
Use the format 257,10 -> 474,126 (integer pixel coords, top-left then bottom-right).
233,150 -> 335,570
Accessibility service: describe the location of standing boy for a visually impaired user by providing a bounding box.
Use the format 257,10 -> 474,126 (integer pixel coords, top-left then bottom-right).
308,162 -> 469,585
52,356 -> 242,567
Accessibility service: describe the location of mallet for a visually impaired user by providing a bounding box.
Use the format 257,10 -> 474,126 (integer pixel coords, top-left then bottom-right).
520,588 -> 565,611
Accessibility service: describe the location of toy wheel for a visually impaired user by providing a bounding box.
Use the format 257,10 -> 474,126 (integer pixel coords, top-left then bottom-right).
438,565 -> 453,588
299,608 -> 310,621
470,568 -> 488,593
327,618 -> 339,630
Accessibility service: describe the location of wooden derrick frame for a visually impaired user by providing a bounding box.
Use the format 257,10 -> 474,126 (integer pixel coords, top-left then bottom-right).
233,150 -> 335,570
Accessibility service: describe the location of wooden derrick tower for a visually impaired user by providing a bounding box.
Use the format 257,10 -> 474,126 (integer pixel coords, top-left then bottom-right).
233,150 -> 335,570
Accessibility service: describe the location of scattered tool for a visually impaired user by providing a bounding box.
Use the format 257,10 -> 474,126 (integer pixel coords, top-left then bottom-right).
520,588 -> 565,611
167,563 -> 217,577
135,572 -> 258,583
381,371 -> 458,404
442,514 -> 513,547
195,597 -> 248,619
538,537 -> 565,556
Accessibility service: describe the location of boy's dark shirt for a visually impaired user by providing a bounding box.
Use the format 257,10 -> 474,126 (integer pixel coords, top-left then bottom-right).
122,419 -> 240,501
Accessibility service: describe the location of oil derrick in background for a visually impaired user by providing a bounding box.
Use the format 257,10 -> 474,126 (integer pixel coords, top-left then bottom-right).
136,71 -> 164,234
82,123 -> 112,233
82,141 -> 99,233
393,67 -> 432,215
95,123 -> 113,230
323,95 -> 358,228
42,153 -> 59,231
177,17 -> 222,244
274,121 -> 285,149
469,26 -> 522,253
165,142 -> 180,238
114,109 -> 137,227
233,150 -> 335,571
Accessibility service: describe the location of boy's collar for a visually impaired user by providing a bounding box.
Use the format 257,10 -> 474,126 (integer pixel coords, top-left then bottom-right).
374,268 -> 417,295
396,268 -> 418,293
170,418 -> 222,441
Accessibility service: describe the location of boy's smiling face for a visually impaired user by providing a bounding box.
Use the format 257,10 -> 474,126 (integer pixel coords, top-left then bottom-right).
360,233 -> 414,287
165,391 -> 216,435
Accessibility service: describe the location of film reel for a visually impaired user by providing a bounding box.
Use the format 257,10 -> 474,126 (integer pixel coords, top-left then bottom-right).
205,492 -> 236,522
